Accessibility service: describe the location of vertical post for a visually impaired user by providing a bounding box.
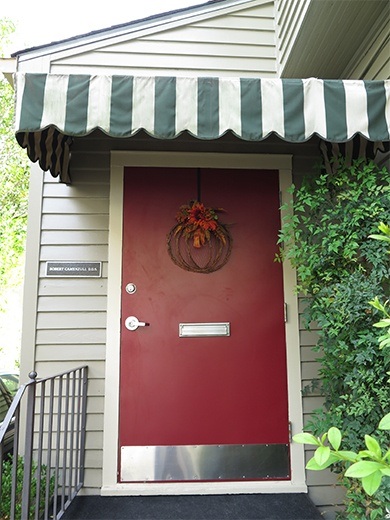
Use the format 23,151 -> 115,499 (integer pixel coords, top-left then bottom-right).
68,371 -> 76,500
44,378 -> 55,520
34,381 -> 46,520
10,407 -> 20,520
21,371 -> 37,520
52,376 -> 63,519
61,373 -> 70,512
74,371 -> 82,488
79,367 -> 88,486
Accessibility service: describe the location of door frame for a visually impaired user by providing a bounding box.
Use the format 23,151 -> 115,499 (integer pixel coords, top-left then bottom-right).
102,151 -> 306,495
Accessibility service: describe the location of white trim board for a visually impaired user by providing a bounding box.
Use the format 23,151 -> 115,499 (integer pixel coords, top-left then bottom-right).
102,151 -> 306,495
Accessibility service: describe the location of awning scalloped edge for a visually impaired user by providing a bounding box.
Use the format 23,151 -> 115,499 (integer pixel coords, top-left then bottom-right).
14,73 -> 390,182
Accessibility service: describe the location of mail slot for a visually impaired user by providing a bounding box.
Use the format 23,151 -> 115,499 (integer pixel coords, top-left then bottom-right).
179,322 -> 230,337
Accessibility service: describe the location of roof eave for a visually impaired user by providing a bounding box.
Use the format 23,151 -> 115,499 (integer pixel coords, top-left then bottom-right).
11,0 -> 257,58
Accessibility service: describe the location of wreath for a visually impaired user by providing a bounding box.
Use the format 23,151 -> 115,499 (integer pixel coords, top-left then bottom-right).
167,200 -> 232,273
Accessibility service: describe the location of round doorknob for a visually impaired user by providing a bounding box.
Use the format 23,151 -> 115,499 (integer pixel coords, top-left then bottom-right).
125,316 -> 149,331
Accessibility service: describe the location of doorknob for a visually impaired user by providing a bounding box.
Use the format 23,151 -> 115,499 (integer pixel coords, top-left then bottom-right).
125,316 -> 149,331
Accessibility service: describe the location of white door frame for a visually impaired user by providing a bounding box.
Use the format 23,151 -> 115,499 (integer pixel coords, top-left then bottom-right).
101,151 -> 306,495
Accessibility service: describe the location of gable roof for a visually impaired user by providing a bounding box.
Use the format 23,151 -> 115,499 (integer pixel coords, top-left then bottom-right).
11,0 -> 253,58
12,1 -> 390,183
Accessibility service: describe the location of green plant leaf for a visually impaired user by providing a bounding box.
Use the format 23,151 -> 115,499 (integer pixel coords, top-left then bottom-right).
369,297 -> 387,312
345,461 -> 384,478
293,433 -> 320,446
378,412 -> 390,430
305,458 -> 322,471
379,336 -> 390,349
368,234 -> 390,242
337,450 -> 360,462
364,435 -> 382,459
373,319 -> 390,328
306,450 -> 341,470
361,471 -> 382,496
314,446 -> 331,466
328,427 -> 342,450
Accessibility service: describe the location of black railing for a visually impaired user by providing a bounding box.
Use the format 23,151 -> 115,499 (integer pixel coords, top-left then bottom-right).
0,366 -> 88,520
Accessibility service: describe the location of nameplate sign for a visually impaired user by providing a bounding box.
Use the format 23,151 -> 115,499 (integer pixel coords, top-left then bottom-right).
46,261 -> 102,278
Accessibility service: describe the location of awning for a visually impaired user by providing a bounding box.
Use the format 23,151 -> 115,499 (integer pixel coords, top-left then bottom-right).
15,73 -> 390,183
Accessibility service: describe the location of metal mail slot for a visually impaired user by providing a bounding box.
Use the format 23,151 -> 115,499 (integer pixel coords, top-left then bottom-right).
179,322 -> 230,337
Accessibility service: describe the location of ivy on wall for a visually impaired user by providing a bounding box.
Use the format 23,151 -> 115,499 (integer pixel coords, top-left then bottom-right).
278,159 -> 390,519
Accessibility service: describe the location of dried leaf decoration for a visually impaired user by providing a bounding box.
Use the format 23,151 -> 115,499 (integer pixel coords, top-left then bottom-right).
167,200 -> 233,274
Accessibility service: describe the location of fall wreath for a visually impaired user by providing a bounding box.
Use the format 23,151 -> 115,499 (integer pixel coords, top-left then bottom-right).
167,200 -> 232,273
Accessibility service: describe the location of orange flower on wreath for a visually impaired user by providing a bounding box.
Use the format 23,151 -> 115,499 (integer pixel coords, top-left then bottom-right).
175,201 -> 226,248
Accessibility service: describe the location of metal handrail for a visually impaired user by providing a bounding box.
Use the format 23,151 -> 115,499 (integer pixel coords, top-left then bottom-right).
0,366 -> 88,520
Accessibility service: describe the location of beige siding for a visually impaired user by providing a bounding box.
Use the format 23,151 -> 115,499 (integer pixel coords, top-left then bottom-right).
299,297 -> 344,519
34,168 -> 110,492
275,0 -> 310,74
49,3 -> 278,77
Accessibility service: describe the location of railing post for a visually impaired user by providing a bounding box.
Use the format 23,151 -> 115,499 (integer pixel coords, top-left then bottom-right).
79,367 -> 88,487
21,371 -> 38,520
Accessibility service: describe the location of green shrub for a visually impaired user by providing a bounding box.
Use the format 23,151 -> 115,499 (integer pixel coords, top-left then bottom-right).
278,159 -> 390,518
0,456 -> 55,520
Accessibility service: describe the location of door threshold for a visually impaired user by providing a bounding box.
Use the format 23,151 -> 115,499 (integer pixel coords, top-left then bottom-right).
101,482 -> 307,496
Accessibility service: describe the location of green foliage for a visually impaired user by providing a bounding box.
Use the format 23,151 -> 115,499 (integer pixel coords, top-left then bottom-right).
369,223 -> 390,351
0,19 -> 30,299
279,159 -> 390,518
294,417 -> 390,495
0,19 -> 15,58
0,456 -> 55,520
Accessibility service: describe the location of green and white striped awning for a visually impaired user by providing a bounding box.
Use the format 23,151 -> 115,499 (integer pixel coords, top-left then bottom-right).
15,73 -> 390,183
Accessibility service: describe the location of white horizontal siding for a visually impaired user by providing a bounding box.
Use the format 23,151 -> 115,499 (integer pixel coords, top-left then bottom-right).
50,3 -> 278,78
41,230 -> 108,245
37,295 -> 106,310
42,198 -> 109,215
41,214 -> 109,231
51,51 -> 275,76
104,39 -> 273,58
36,344 -> 106,361
37,312 -> 107,329
38,279 -> 107,296
36,329 -> 106,345
35,167 -> 110,493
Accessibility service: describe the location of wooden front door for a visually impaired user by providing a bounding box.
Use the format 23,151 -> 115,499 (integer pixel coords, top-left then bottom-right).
119,167 -> 289,482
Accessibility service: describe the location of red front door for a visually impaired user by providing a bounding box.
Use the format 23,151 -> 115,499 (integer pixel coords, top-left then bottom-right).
119,167 -> 289,482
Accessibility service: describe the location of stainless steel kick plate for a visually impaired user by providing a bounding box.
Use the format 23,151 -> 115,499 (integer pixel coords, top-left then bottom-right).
120,443 -> 290,481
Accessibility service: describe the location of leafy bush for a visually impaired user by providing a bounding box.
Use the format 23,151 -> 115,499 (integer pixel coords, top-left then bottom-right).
0,456 -> 55,520
278,159 -> 390,518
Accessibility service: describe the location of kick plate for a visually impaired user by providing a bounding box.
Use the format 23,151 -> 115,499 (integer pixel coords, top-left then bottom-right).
179,322 -> 230,337
120,444 -> 289,481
